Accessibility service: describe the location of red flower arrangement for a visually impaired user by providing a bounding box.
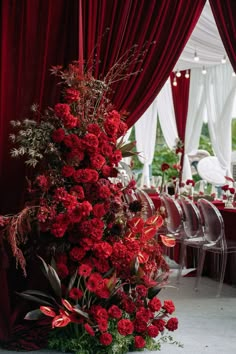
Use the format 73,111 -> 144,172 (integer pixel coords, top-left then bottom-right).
0,60 -> 180,353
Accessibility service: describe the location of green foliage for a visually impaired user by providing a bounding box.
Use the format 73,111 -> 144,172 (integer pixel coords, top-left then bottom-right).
232,119 -> 236,151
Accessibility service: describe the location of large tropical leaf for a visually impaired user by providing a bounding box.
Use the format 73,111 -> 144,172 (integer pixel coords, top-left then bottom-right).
47,264 -> 62,298
24,309 -> 44,320
16,292 -> 53,306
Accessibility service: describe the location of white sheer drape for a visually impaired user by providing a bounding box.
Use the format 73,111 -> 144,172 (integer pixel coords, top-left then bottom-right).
205,63 -> 236,176
156,78 -> 178,149
182,68 -> 206,181
135,100 -> 158,187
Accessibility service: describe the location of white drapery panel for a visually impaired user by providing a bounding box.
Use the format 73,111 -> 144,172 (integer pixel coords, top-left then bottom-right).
156,78 -> 178,150
182,68 -> 206,181
205,63 -> 236,176
135,99 -> 158,187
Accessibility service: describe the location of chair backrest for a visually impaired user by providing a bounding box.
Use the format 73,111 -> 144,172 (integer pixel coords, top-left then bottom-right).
134,188 -> 156,219
160,193 -> 183,234
197,198 -> 225,246
179,196 -> 202,238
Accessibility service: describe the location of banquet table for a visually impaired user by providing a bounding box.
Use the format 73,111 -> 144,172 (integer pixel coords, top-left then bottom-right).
148,192 -> 236,285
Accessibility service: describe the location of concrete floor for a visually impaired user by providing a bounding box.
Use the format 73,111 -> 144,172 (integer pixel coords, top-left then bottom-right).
0,275 -> 236,354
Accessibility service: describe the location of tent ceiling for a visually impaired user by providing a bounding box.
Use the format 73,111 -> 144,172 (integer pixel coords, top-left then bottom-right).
174,1 -> 229,71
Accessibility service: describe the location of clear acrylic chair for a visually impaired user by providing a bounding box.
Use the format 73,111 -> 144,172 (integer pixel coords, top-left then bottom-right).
193,198 -> 236,296
159,193 -> 186,262
177,196 -> 204,283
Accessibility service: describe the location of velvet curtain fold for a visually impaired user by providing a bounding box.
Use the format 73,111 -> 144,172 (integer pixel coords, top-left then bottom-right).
209,0 -> 236,73
0,0 -> 79,342
80,0 -> 206,128
170,72 -> 191,180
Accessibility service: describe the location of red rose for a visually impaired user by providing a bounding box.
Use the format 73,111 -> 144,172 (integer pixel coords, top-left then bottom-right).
70,185 -> 85,200
109,150 -> 122,165
166,317 -> 178,331
117,319 -> 134,336
134,336 -> 146,349
83,133 -> 99,149
98,319 -> 108,332
108,305 -> 122,319
93,203 -> 106,218
162,300 -> 175,314
186,179 -> 195,186
54,103 -> 70,118
152,319 -> 166,332
161,163 -> 170,171
147,325 -> 159,338
65,88 -> 80,103
52,128 -> 65,143
104,118 -> 119,137
87,123 -> 102,136
118,121 -> 128,137
99,332 -> 112,346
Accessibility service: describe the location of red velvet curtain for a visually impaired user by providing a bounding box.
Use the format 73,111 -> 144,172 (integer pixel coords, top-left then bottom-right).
209,0 -> 236,72
80,0 -> 206,128
170,71 -> 191,180
0,0 -> 79,341
0,0 -> 79,214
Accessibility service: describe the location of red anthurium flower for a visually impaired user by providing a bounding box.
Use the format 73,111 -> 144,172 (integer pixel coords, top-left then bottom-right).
145,215 -> 163,228
221,184 -> 229,192
128,217 -> 145,234
141,226 -> 157,241
39,306 -> 56,318
52,313 -> 71,328
137,251 -> 149,263
61,298 -> 73,312
229,187 -> 235,194
225,176 -> 234,183
160,235 -> 176,248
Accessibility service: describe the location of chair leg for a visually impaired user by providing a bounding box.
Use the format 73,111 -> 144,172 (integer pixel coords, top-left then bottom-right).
176,242 -> 186,284
216,251 -> 228,297
194,248 -> 206,292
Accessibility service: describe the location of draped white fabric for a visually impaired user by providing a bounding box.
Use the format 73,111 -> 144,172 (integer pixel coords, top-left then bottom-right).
156,78 -> 179,150
135,100 -> 158,187
174,1 -> 226,71
204,63 -> 236,176
182,68 -> 206,181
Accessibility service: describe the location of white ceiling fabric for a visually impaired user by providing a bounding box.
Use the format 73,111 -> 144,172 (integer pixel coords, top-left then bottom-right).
174,1 -> 230,71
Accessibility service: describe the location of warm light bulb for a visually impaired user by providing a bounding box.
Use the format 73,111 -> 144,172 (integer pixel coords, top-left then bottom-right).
194,51 -> 199,62
221,55 -> 226,64
202,66 -> 207,75
173,77 -> 177,86
176,70 -> 181,77
185,70 -> 190,79
232,72 -> 236,77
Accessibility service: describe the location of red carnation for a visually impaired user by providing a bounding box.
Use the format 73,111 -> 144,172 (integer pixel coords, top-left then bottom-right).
90,154 -> 106,170
162,300 -> 175,314
147,325 -> 159,338
84,323 -> 95,336
152,319 -> 166,332
136,285 -> 148,297
148,297 -> 162,312
63,114 -> 79,129
100,332 -> 113,346
52,128 -> 65,143
134,336 -> 146,349
108,305 -> 122,319
70,247 -> 86,262
166,317 -> 178,331
62,165 -> 75,177
93,203 -> 106,218
54,103 -> 70,118
65,88 -> 80,103
117,319 -> 134,336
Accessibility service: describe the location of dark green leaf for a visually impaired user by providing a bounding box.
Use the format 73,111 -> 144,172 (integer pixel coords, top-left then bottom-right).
22,290 -> 58,305
148,286 -> 162,299
16,292 -> 53,306
24,309 -> 44,320
48,264 -> 62,297
37,255 -> 49,278
73,305 -> 89,319
67,270 -> 78,294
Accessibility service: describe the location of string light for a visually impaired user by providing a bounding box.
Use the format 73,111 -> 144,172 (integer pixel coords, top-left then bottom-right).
202,66 -> 207,75
221,55 -> 226,64
173,76 -> 177,86
185,70 -> 190,79
176,69 -> 181,77
194,50 -> 199,62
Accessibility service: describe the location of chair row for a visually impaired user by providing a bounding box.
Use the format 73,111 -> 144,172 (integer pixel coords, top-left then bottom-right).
159,193 -> 236,297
